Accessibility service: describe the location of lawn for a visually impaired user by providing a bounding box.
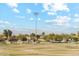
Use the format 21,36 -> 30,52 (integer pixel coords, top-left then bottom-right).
0,42 -> 79,56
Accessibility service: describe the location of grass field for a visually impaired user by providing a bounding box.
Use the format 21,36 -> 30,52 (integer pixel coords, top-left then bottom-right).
0,42 -> 79,56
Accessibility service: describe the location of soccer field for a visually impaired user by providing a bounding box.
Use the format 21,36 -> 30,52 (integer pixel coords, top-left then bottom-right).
0,42 -> 79,56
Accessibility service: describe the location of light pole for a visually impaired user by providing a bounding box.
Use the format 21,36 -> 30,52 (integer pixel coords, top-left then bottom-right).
33,12 -> 39,40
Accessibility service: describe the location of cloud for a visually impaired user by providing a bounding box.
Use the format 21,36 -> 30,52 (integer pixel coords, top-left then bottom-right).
30,17 -> 34,21
1,0 -> 79,3
34,3 -> 38,6
7,3 -> 18,8
72,26 -> 79,29
72,18 -> 79,26
0,20 -> 11,29
0,20 -> 18,30
72,14 -> 79,22
0,20 -> 10,25
43,3 -> 69,12
7,3 -> 20,13
47,12 -> 55,16
45,20 -> 53,23
26,8 -> 32,14
16,15 -> 25,19
45,16 -> 71,26
43,3 -> 69,15
74,14 -> 79,17
38,18 -> 41,21
30,17 -> 41,21
53,3 -> 69,12
54,16 -> 70,26
0,25 -> 5,28
73,18 -> 79,22
13,8 -> 20,13
43,3 -> 50,11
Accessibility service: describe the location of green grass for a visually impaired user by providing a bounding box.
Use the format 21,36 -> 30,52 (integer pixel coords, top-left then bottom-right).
0,42 -> 79,56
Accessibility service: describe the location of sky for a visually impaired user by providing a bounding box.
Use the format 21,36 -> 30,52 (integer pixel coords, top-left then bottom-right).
0,3 -> 79,34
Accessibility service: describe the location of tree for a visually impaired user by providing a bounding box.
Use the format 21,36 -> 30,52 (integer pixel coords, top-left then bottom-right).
3,29 -> 12,40
42,32 -> 45,36
36,35 -> 40,39
30,33 -> 35,39
3,30 -> 8,38
43,34 -> 54,42
8,30 -> 12,37
30,33 -> 36,42
76,31 -> 79,41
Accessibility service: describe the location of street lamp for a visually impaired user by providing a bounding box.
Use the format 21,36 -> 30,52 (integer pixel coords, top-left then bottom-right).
33,12 -> 39,40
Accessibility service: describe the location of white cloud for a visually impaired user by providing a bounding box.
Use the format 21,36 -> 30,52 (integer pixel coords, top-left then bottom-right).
1,0 -> 79,3
74,18 -> 79,22
13,8 -> 20,13
43,3 -> 69,15
0,20 -> 10,25
54,16 -> 70,25
38,18 -> 41,21
34,3 -> 38,6
72,14 -> 79,22
0,25 -> 5,28
41,10 -> 46,13
30,17 -> 34,21
48,12 -> 55,16
74,14 -> 79,17
43,3 -> 50,11
30,17 -> 41,21
45,20 -> 53,23
7,3 -> 20,13
26,8 -> 31,14
0,20 -> 17,30
16,15 -> 25,19
45,16 -> 71,26
73,17 -> 79,23
72,26 -> 79,29
53,3 -> 69,12
7,3 -> 18,8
